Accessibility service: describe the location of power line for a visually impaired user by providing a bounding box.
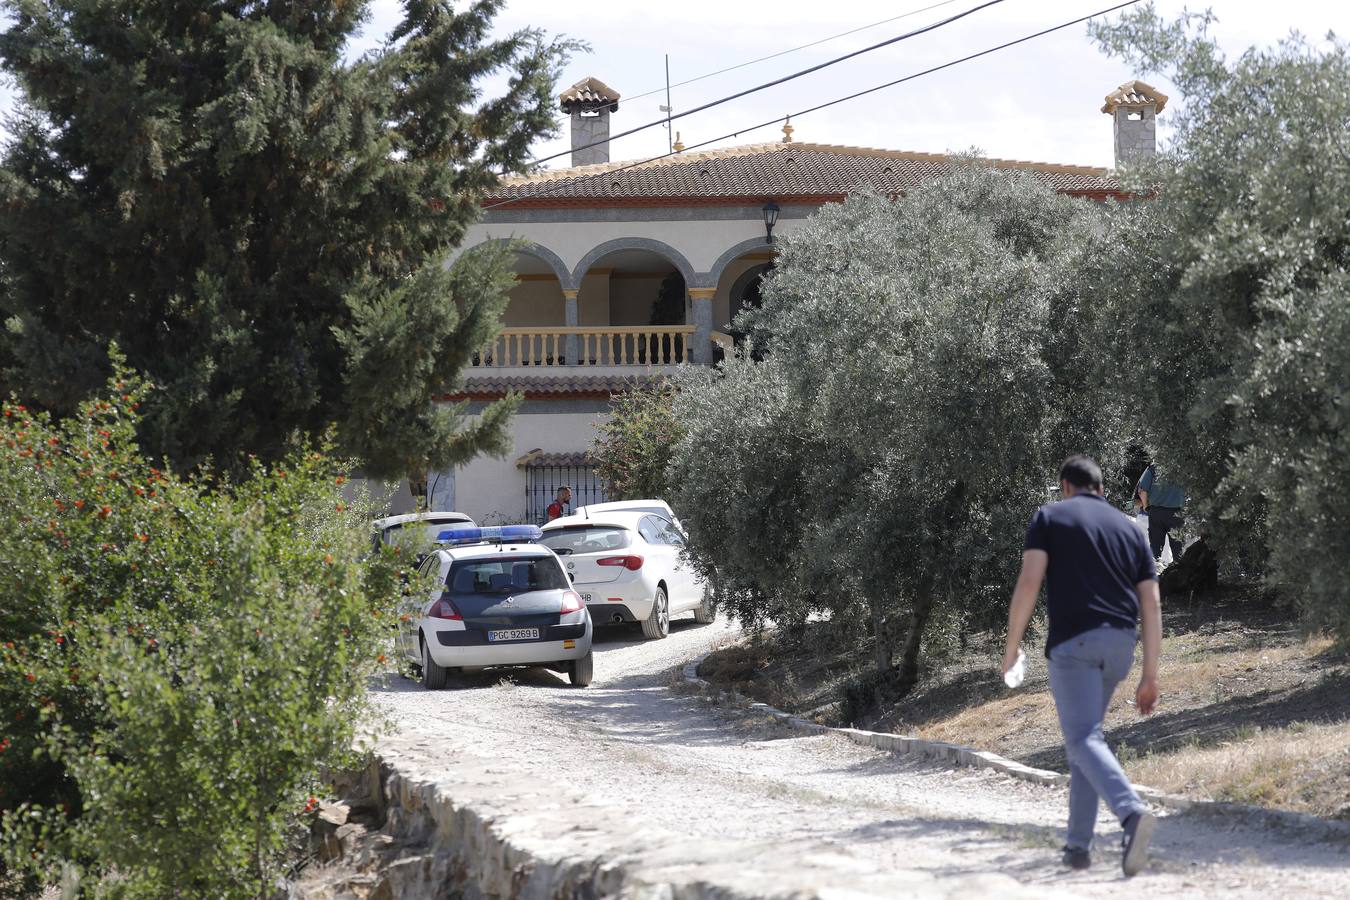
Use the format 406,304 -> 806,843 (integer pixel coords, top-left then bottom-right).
536,0 -> 1008,168
484,0 -> 1142,214
624,0 -> 968,104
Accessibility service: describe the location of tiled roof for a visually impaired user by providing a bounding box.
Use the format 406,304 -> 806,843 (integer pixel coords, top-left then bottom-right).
559,76 -> 620,113
446,372 -> 664,399
1102,80 -> 1168,114
486,142 -> 1119,204
515,449 -> 596,468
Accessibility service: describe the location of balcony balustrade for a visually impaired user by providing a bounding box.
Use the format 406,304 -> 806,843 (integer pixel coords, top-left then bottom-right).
473,326 -> 699,368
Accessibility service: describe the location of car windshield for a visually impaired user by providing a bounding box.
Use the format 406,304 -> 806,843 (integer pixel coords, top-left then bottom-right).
383,518 -> 471,547
539,526 -> 633,555
446,557 -> 568,595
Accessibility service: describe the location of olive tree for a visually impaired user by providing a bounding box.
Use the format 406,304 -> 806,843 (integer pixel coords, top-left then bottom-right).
670,165 -> 1130,690
591,381 -> 683,501
1092,6 -> 1350,636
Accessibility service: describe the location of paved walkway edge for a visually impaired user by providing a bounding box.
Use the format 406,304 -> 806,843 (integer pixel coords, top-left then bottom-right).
681,651 -> 1350,840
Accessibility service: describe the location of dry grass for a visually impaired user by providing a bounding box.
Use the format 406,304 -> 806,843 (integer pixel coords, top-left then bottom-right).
916,691 -> 1059,749
698,594 -> 1350,819
1124,720 -> 1350,817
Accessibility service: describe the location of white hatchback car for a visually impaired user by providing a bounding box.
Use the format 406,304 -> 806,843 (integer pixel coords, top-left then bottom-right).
539,512 -> 714,639
396,526 -> 594,688
572,499 -> 683,533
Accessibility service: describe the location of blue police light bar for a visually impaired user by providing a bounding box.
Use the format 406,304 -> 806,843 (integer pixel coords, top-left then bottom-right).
435,524 -> 543,545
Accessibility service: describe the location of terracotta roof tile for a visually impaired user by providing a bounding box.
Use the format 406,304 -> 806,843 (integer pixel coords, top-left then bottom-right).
559,76 -> 620,113
485,142 -> 1118,202
1102,80 -> 1168,114
515,449 -> 596,468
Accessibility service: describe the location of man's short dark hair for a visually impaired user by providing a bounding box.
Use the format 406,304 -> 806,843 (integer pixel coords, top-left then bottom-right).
1059,455 -> 1103,490
556,485 -> 572,497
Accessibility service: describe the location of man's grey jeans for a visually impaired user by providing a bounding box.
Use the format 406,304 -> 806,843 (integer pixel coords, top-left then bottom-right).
1048,625 -> 1148,849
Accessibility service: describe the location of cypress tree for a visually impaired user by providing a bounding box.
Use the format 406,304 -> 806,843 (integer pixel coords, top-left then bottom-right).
0,0 -> 575,478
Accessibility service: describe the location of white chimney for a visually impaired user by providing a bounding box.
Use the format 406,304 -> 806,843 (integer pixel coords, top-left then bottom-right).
1102,79 -> 1168,168
559,76 -> 621,167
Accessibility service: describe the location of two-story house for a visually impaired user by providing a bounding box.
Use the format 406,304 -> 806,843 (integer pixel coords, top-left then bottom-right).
400,77 -> 1164,522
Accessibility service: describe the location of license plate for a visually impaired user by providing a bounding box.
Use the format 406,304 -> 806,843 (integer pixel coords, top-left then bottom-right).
580,592 -> 593,603
487,628 -> 539,642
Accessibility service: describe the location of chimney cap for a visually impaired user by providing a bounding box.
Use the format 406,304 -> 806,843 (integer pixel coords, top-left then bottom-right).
560,76 -> 621,114
1102,79 -> 1168,115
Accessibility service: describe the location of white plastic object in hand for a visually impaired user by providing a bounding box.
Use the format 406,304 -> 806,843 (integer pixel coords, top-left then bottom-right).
1003,648 -> 1026,689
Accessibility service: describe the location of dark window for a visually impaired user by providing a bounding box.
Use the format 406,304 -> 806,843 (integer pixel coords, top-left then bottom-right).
539,526 -> 633,555
525,464 -> 607,524
447,557 -> 568,595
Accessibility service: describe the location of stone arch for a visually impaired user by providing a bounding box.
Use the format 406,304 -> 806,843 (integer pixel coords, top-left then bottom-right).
571,237 -> 697,291
701,237 -> 776,290
728,263 -> 773,324
466,238 -> 572,288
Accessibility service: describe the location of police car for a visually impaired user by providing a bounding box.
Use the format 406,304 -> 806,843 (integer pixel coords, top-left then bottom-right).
396,525 -> 594,689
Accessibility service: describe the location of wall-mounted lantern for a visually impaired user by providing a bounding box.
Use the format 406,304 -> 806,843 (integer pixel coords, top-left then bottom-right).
761,200 -> 781,244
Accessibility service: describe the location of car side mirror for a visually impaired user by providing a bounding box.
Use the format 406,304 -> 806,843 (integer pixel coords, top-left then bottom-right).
568,572 -> 575,582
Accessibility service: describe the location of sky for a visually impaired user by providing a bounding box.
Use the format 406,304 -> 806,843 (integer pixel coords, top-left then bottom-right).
350,0 -> 1346,171
0,1 -> 1345,171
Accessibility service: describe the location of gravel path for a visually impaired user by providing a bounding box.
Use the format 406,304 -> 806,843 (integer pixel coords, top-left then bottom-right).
373,617 -> 1349,898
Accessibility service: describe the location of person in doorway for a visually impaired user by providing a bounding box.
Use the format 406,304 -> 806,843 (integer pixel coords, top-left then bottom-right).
1136,463 -> 1186,561
1002,454 -> 1162,876
546,485 -> 572,522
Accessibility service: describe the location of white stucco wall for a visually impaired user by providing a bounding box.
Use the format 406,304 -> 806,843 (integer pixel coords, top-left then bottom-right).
451,408 -> 609,523
503,280 -> 567,326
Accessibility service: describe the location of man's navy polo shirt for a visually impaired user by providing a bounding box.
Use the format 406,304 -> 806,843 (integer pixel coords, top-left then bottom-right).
1024,492 -> 1157,656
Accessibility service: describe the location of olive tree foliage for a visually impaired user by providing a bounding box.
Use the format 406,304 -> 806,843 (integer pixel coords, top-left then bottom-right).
1092,6 -> 1350,636
0,0 -> 577,480
591,380 -> 683,502
669,166 -> 1130,688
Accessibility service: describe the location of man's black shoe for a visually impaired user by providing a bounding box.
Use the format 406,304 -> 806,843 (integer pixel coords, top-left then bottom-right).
1121,811 -> 1157,876
1062,845 -> 1091,870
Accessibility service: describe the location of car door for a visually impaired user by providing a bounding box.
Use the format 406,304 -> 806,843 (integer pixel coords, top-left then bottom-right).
637,516 -> 682,608
656,517 -> 699,611
400,554 -> 440,661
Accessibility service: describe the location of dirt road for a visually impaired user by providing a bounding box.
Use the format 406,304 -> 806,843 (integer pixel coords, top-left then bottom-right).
372,616 -> 1349,898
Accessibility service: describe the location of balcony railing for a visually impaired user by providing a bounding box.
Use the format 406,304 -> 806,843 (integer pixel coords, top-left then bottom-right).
474,326 -> 698,367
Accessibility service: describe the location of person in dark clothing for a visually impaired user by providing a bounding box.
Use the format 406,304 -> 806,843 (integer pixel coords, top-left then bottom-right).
1002,455 -> 1162,876
1136,463 -> 1186,561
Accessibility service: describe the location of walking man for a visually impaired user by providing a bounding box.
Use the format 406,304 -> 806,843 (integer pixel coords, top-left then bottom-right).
1002,455 -> 1162,875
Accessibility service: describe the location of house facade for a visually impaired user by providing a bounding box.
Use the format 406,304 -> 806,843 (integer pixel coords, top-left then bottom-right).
389,78 -> 1164,522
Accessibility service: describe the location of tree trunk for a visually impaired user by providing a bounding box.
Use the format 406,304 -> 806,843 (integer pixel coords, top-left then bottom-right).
894,588 -> 935,694
871,602 -> 891,675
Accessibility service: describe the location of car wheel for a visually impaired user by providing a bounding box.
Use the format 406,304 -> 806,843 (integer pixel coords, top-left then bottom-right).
641,586 -> 670,640
421,635 -> 448,690
692,584 -> 716,624
569,650 -> 594,687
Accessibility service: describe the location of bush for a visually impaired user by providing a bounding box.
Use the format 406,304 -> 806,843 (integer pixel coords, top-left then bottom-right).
670,167 -> 1131,689
592,380 -> 683,502
0,367 -> 401,897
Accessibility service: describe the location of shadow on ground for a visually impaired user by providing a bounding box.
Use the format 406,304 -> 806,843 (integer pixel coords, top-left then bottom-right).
367,619 -> 708,695
1023,670 -> 1350,771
